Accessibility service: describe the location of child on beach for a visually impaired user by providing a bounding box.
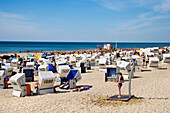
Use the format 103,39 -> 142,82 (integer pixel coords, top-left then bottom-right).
117,72 -> 124,99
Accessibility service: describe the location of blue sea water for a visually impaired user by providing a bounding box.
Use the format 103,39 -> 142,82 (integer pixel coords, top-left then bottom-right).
0,41 -> 170,53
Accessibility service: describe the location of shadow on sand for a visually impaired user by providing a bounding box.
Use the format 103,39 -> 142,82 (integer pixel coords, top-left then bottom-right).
141,69 -> 152,72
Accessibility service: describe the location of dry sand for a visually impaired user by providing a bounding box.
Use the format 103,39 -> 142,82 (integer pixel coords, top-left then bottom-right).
0,53 -> 170,113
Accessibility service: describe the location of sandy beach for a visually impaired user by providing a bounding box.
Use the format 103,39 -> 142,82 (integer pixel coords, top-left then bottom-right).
1,0 -> 170,112
0,52 -> 170,113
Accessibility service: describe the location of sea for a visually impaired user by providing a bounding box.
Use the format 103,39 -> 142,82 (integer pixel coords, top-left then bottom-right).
0,41 -> 170,53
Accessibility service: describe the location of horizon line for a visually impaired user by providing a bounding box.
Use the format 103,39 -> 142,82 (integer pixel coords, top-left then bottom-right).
0,40 -> 170,43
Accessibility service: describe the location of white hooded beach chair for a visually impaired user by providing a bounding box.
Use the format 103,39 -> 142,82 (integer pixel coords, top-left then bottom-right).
146,52 -> 155,57
148,57 -> 159,69
38,58 -> 45,65
86,54 -> 92,58
75,61 -> 87,73
119,51 -> 125,57
131,55 -> 140,60
1,65 -> 14,77
95,59 -> 100,66
151,47 -> 159,54
90,56 -> 96,66
126,51 -> 134,57
10,73 -> 27,97
135,59 -> 143,72
60,55 -> 69,61
58,65 -> 71,78
82,57 -> 91,69
69,56 -> 76,66
75,54 -> 82,61
44,59 -> 51,65
37,71 -> 56,95
0,70 -> 5,89
26,62 -> 34,68
117,61 -> 133,79
162,54 -> 170,64
46,56 -> 53,62
98,58 -> 107,71
11,59 -> 18,67
38,65 -> 49,72
57,59 -> 67,66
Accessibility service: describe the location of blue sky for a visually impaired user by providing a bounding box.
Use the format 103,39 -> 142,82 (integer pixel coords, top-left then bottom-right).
0,0 -> 170,42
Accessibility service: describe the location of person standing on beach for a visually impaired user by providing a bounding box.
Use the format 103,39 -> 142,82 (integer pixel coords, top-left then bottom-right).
142,54 -> 145,68
117,72 -> 124,99
146,55 -> 149,67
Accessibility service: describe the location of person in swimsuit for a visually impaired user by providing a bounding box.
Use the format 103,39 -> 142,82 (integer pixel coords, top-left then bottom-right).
117,72 -> 124,99
142,54 -> 145,68
146,55 -> 149,67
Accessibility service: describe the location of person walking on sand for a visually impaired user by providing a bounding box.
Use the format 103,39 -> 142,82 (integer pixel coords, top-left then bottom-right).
117,72 -> 124,99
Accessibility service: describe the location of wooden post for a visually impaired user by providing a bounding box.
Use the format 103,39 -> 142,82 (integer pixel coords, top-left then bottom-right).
129,58 -> 134,98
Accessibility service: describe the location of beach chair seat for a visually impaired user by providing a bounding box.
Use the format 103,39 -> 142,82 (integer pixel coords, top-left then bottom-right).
80,61 -> 86,73
22,67 -> 34,82
105,65 -> 119,82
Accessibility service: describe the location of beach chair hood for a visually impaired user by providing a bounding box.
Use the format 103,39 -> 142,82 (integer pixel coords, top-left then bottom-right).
66,69 -> 81,82
38,71 -> 55,89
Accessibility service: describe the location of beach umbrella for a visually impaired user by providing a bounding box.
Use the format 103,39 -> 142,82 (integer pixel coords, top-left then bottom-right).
28,54 -> 32,57
35,56 -> 39,60
96,45 -> 101,47
42,53 -> 47,58
137,50 -> 142,52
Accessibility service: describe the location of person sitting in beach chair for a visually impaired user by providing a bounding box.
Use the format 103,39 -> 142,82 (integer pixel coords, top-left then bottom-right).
117,72 -> 124,99
59,69 -> 81,89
